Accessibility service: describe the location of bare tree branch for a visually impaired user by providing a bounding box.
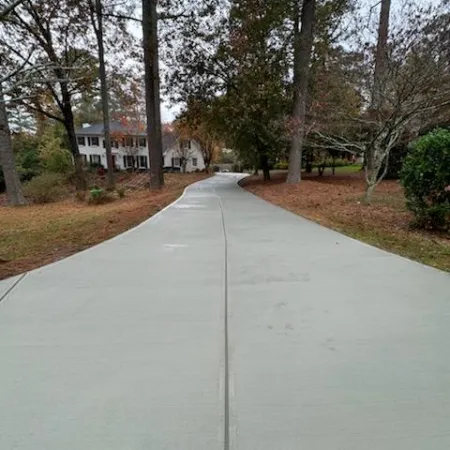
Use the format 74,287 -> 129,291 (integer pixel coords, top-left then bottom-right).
0,47 -> 34,83
0,0 -> 26,19
103,10 -> 190,24
16,99 -> 64,123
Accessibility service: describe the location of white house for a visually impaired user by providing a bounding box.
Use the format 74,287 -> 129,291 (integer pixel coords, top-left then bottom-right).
75,122 -> 206,172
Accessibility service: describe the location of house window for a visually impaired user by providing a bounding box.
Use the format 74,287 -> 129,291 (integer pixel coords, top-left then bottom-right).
192,158 -> 198,167
89,154 -> 101,165
180,139 -> 191,149
138,155 -> 148,168
138,137 -> 147,147
123,155 -> 135,168
172,157 -> 181,167
77,136 -> 86,146
88,137 -> 99,146
102,139 -> 117,149
124,136 -> 134,147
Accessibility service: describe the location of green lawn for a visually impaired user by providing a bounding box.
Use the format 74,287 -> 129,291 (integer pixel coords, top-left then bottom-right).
333,165 -> 363,174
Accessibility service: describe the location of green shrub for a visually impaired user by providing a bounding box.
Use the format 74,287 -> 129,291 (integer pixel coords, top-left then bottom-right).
313,157 -> 351,168
16,148 -> 42,181
274,161 -> 289,170
23,173 -> 67,203
334,158 -> 353,168
39,135 -> 73,174
13,133 -> 42,181
400,128 -> 450,230
88,187 -> 112,205
88,162 -> 104,171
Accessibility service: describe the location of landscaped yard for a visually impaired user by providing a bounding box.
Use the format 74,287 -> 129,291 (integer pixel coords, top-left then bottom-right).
241,171 -> 450,272
0,173 -> 208,280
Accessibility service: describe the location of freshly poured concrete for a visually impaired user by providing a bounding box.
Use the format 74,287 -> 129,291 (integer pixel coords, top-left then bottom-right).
0,174 -> 449,449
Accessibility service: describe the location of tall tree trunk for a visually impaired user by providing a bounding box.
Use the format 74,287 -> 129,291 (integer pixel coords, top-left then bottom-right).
57,77 -> 86,190
305,148 -> 313,173
286,0 -> 316,184
366,0 -> 391,186
371,0 -> 391,112
260,153 -> 270,182
0,84 -> 26,205
62,99 -> 86,191
94,0 -> 115,189
142,0 -> 164,189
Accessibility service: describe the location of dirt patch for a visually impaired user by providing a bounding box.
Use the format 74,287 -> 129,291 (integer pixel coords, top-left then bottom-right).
241,172 -> 450,272
0,173 -> 208,280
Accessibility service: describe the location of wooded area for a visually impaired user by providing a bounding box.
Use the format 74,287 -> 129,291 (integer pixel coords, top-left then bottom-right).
0,0 -> 449,231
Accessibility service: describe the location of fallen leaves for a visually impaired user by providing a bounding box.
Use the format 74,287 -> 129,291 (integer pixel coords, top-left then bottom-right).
0,173 -> 209,280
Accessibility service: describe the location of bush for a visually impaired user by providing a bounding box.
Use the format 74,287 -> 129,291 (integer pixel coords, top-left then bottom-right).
400,128 -> 450,230
88,162 -> 104,171
23,173 -> 67,203
88,187 -> 112,205
313,157 -> 351,168
39,136 -> 73,174
13,133 -> 42,181
16,148 -> 42,181
274,161 -> 289,170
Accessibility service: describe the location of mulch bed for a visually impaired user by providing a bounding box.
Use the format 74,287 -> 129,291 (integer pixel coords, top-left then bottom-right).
0,173 -> 209,280
241,172 -> 450,271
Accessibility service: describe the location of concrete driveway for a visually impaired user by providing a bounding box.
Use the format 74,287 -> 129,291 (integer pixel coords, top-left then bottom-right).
1,174 -> 449,449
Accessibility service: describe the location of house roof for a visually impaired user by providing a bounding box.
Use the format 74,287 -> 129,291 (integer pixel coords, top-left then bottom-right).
75,121 -> 147,136
76,122 -> 189,152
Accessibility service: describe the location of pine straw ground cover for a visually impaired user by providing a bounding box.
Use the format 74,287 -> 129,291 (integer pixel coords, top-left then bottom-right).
0,173 -> 208,280
241,171 -> 450,272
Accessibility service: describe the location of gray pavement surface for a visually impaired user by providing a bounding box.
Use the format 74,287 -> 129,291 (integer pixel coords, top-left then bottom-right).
0,173 -> 449,449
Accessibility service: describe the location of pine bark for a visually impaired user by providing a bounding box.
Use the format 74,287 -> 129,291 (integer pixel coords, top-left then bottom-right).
371,0 -> 391,112
94,0 -> 115,189
142,0 -> 164,189
260,153 -> 271,182
365,0 -> 391,200
286,0 -> 316,184
61,95 -> 86,191
0,83 -> 26,205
